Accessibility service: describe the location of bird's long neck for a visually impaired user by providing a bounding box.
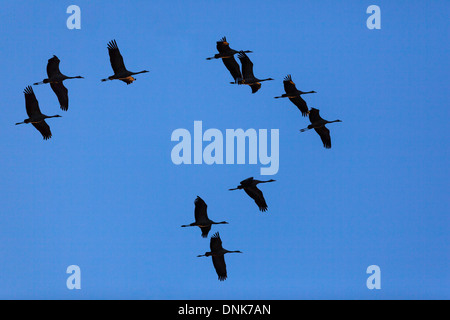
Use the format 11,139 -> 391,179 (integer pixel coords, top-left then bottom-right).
328,120 -> 342,124
259,78 -> 274,82
46,115 -> 61,119
225,250 -> 241,254
133,70 -> 148,75
256,179 -> 275,184
212,221 -> 228,225
67,76 -> 83,79
301,91 -> 316,95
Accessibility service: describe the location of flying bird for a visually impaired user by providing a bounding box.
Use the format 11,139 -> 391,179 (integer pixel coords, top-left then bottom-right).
181,196 -> 229,238
101,40 -> 149,85
232,51 -> 274,93
300,108 -> 342,149
197,232 -> 242,281
229,177 -> 275,212
33,55 -> 84,111
15,86 -> 62,140
274,74 -> 316,116
206,37 -> 252,83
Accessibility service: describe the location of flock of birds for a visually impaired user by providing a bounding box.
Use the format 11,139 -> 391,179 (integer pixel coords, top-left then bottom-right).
15,40 -> 149,139
206,36 -> 342,149
14,36 -> 342,281
185,37 -> 342,281
183,177 -> 276,281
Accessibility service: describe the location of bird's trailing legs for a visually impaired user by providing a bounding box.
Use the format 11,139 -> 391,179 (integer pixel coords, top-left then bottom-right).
299,127 -> 312,132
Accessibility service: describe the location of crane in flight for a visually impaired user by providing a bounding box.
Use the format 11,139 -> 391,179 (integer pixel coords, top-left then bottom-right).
229,177 -> 275,212
197,232 -> 242,281
206,36 -> 252,83
33,55 -> 84,111
181,196 -> 228,238
15,86 -> 62,140
101,40 -> 149,85
231,51 -> 274,93
274,74 -> 316,117
300,108 -> 342,149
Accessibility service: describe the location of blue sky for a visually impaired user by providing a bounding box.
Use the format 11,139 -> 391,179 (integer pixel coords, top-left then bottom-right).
0,0 -> 448,299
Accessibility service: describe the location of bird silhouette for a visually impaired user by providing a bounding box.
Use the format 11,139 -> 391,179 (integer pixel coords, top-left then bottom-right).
197,232 -> 242,281
232,51 -> 274,93
15,86 -> 62,140
229,177 -> 275,212
206,37 -> 252,83
33,55 -> 84,111
181,196 -> 228,238
300,108 -> 342,149
274,74 -> 316,116
101,40 -> 149,84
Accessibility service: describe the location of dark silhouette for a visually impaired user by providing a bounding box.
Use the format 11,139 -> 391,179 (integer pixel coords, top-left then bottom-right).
101,40 -> 149,85
300,108 -> 342,149
15,86 -> 61,140
229,177 -> 275,212
206,37 -> 252,83
181,196 -> 228,238
197,232 -> 242,281
274,74 -> 316,116
232,51 -> 274,93
33,55 -> 84,111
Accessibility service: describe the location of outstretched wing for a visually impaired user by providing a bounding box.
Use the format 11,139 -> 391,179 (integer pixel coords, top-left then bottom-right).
107,40 -> 127,74
50,82 -> 69,111
212,255 -> 227,281
47,55 -> 61,78
244,186 -> 268,212
314,126 -> 331,149
237,51 -> 255,79
283,74 -> 298,93
309,108 -> 325,123
216,37 -> 231,53
210,232 -> 227,281
222,57 -> 242,82
194,196 -> 209,222
24,86 -> 42,117
32,121 -> 52,140
210,232 -> 223,252
289,96 -> 309,116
